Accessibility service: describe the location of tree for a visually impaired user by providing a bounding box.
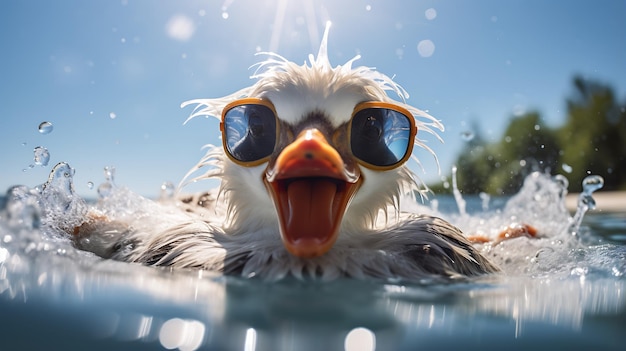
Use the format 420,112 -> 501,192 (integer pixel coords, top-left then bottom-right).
430,76 -> 626,195
558,76 -> 626,192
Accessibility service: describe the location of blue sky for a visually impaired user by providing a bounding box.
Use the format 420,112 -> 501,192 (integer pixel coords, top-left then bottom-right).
1,0 -> 624,197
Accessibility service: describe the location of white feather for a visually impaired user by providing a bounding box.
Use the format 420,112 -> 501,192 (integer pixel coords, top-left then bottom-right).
77,23 -> 497,281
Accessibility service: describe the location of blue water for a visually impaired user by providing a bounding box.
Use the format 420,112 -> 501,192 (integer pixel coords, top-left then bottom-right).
0,171 -> 625,350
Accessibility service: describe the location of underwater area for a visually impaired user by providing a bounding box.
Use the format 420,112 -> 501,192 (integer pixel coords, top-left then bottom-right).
0,164 -> 624,351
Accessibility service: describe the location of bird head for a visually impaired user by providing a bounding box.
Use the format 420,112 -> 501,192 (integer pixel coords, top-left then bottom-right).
182,23 -> 443,259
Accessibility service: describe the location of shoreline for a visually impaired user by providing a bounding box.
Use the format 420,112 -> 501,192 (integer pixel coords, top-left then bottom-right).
565,191 -> 625,213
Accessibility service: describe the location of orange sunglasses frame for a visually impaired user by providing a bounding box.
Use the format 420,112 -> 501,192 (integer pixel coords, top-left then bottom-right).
220,98 -> 417,170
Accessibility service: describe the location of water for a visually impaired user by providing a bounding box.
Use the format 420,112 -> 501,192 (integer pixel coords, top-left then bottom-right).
33,146 -> 50,166
0,166 -> 625,350
38,121 -> 54,134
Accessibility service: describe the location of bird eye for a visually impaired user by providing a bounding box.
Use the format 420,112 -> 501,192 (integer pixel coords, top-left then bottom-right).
248,111 -> 266,137
351,106 -> 413,168
223,103 -> 277,163
362,116 -> 383,141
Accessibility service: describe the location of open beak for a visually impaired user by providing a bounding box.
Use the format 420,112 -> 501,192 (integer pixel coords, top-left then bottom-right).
264,129 -> 361,258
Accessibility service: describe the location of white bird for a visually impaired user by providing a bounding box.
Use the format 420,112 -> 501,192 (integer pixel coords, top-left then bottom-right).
75,24 -> 498,281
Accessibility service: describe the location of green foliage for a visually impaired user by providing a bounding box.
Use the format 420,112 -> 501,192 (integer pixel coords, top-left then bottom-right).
430,76 -> 626,194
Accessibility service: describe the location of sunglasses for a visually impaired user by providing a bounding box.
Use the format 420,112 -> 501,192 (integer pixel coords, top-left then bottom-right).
220,98 -> 417,170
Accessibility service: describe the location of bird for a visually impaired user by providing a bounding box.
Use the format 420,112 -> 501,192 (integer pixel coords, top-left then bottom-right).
74,23 -> 498,281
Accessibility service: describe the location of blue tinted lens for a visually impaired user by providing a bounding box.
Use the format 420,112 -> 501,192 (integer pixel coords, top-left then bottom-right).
350,108 -> 412,167
223,104 -> 276,162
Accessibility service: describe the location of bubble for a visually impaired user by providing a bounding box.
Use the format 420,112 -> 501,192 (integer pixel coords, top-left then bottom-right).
365,4 -> 372,11
222,12 -> 229,19
38,121 -> 54,134
87,181 -> 94,190
417,39 -> 435,58
33,146 -> 50,166
460,131 -> 475,141
109,112 -> 117,119
425,8 -> 437,20
561,163 -> 573,173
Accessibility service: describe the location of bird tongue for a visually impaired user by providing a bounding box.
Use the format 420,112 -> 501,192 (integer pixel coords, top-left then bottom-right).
285,178 -> 337,244
264,128 -> 361,257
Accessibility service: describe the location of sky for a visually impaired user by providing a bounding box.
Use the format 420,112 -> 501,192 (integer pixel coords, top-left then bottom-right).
1,0 -> 624,197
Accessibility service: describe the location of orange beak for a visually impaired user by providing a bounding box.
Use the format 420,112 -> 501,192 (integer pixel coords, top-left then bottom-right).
264,129 -> 361,258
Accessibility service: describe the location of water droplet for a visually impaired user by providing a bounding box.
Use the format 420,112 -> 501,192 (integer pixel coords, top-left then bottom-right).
534,124 -> 541,131
87,181 -> 94,189
38,121 -> 53,134
504,136 -> 512,143
561,163 -> 573,173
160,181 -> 176,201
103,166 -> 116,184
365,4 -> 372,11
33,146 -> 50,166
460,131 -> 475,141
221,11 -> 229,19
109,112 -> 117,119
582,175 -> 604,194
417,39 -> 435,58
425,8 -> 437,20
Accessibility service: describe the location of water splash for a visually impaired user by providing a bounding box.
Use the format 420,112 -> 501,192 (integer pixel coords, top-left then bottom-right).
2,185 -> 41,230
479,192 -> 490,211
38,121 -> 54,134
33,146 -> 50,166
570,175 -> 604,233
40,162 -> 87,234
97,166 -> 117,198
451,166 -> 466,216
